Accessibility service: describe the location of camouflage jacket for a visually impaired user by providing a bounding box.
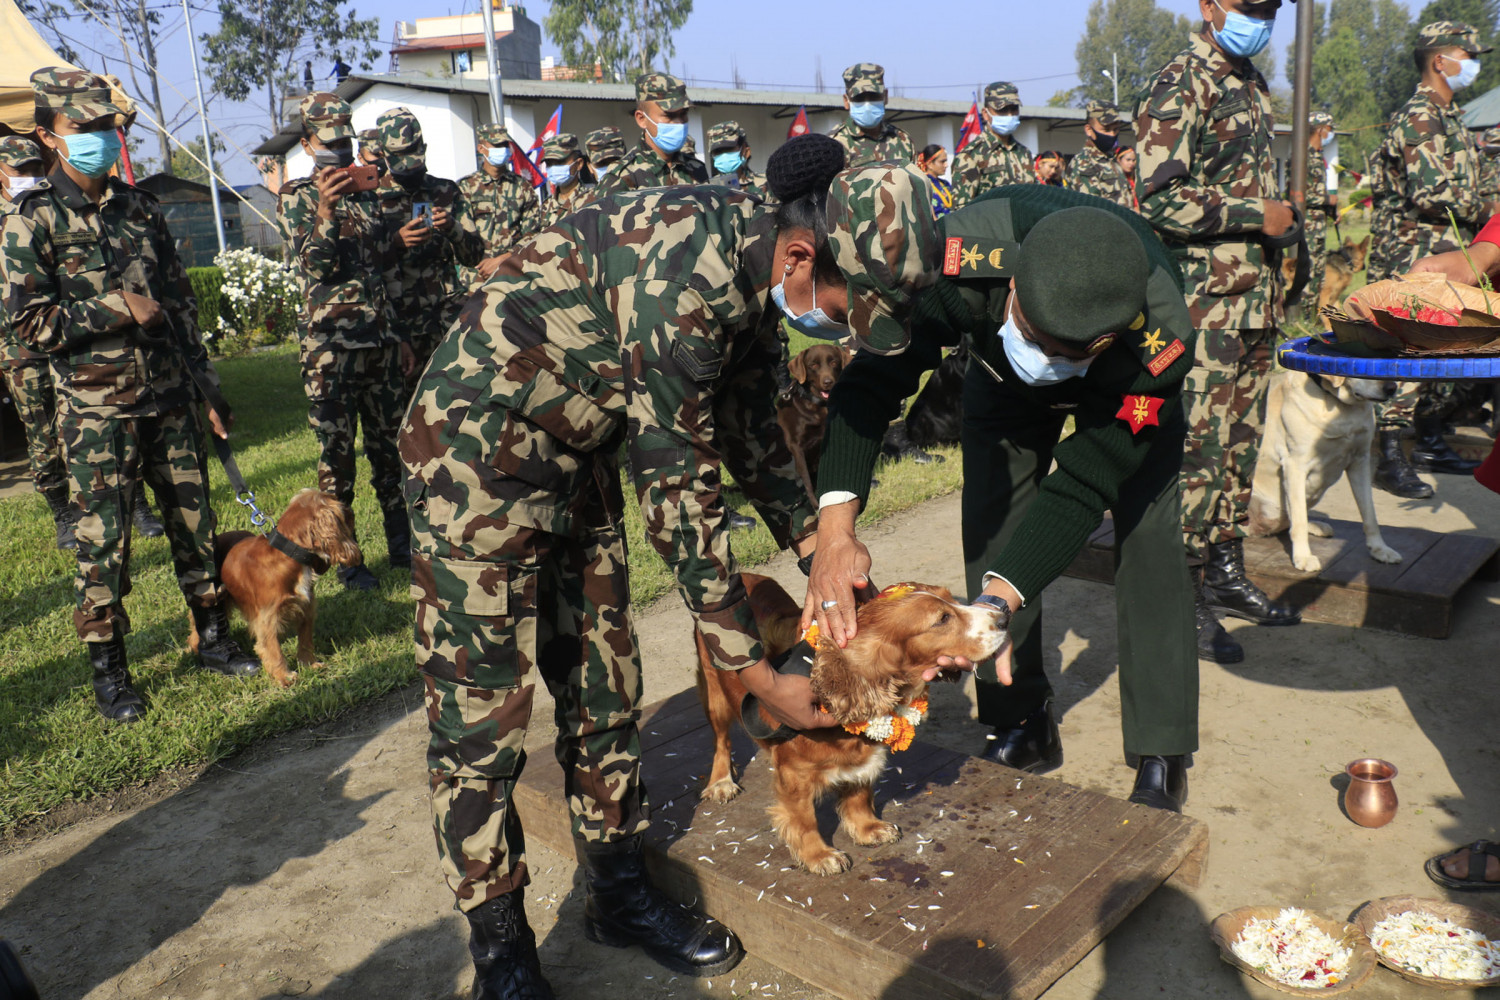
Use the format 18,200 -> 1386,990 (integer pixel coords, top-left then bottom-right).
1068,144 -> 1134,209
0,197 -> 45,369
951,130 -> 1035,208
1305,146 -> 1330,217
0,171 -> 219,417
829,117 -> 915,170
1481,155 -> 1500,203
1136,28 -> 1283,330
277,177 -> 402,350
375,173 -> 484,339
709,166 -> 770,202
589,137 -> 708,201
400,188 -> 817,672
457,166 -> 542,261
1369,84 -> 1487,264
540,181 -> 597,230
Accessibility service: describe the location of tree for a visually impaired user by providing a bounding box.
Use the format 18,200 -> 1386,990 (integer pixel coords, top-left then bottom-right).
1073,0 -> 1195,110
544,0 -> 693,84
168,135 -> 227,184
198,0 -> 381,136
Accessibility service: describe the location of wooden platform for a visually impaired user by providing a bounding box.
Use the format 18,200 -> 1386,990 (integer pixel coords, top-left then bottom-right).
514,691 -> 1208,1000
1063,517 -> 1499,639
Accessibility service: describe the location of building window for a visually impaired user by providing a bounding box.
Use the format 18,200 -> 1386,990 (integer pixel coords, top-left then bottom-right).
454,50 -> 472,74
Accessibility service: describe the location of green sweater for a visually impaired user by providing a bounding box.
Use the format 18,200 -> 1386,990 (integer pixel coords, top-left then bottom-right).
819,185 -> 1196,602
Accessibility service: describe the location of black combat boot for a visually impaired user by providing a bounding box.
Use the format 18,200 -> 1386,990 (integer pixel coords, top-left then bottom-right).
466,888 -> 556,1000
1128,754 -> 1188,812
979,700 -> 1063,773
190,603 -> 261,677
132,487 -> 165,538
90,635 -> 145,723
1194,571 -> 1243,664
1203,539 -> 1301,625
337,563 -> 379,591
578,835 -> 744,977
1373,429 -> 1433,499
382,506 -> 411,569
1410,415 -> 1481,475
42,483 -> 79,551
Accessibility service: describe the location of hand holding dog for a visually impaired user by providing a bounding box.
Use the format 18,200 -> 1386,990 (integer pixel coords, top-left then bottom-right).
739,659 -> 841,730
803,501 -> 874,646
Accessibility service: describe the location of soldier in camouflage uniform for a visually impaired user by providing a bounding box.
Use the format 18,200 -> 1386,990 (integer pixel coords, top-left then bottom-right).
538,132 -> 595,228
591,73 -> 708,201
356,127 -> 382,170
1069,100 -> 1135,209
458,122 -> 541,289
0,134 -> 77,550
1367,21 -> 1492,496
277,93 -> 413,591
584,125 -> 626,180
829,63 -> 915,170
1,68 -> 259,722
1135,0 -> 1303,666
1299,111 -> 1336,312
952,81 -> 1035,208
398,137 -> 937,997
706,120 -> 769,200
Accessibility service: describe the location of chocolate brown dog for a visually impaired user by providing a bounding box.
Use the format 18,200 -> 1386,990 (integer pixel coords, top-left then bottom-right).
778,343 -> 851,503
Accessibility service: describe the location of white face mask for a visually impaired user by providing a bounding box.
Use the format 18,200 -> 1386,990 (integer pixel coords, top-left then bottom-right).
998,297 -> 1095,386
4,175 -> 39,199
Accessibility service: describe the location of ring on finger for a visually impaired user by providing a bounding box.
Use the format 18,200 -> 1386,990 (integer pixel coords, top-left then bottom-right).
820,599 -> 839,610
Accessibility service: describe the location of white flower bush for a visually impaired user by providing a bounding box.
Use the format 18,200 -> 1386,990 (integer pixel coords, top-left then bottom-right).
212,248 -> 301,351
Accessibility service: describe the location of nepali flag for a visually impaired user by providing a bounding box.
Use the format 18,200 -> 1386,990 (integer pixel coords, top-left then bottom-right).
956,98 -> 982,153
116,128 -> 136,185
507,139 -> 546,188
787,105 -> 809,139
525,103 -> 563,186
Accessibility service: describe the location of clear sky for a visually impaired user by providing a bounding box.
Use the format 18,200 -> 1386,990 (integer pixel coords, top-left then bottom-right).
31,0 -> 1408,184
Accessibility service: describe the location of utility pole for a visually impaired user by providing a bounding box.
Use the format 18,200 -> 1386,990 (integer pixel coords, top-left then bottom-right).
180,0 -> 225,255
479,0 -> 504,128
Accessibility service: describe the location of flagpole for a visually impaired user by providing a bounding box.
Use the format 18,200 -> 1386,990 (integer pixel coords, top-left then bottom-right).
479,0 -> 504,126
181,0 -> 226,255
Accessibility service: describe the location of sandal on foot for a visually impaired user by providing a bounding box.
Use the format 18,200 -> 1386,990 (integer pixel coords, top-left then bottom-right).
1425,840 -> 1500,891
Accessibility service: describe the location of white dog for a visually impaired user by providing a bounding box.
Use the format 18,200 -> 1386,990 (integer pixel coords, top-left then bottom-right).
1248,370 -> 1404,574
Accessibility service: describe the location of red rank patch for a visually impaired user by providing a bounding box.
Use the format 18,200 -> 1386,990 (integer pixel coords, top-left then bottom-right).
1116,394 -> 1164,434
1146,337 -> 1185,376
942,237 -> 964,276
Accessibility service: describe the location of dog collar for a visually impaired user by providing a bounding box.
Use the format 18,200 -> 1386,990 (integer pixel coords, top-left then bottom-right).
267,528 -> 331,574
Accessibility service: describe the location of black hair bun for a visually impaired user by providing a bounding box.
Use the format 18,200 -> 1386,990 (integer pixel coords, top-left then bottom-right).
766,133 -> 846,203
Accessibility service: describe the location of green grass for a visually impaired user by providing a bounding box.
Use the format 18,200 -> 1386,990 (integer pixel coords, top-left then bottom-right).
0,339 -> 961,835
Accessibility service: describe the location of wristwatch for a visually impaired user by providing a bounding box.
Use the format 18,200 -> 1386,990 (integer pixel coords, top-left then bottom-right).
971,593 -> 1013,627
796,553 -> 816,577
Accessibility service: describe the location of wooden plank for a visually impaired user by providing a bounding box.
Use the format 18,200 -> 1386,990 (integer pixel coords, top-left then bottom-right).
1386,533 -> 1500,600
515,694 -> 1208,1000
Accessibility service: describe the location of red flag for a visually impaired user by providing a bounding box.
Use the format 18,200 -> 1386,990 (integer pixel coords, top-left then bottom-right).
507,139 -> 546,188
529,103 -> 563,157
116,128 -> 136,185
956,100 -> 982,153
787,105 -> 809,140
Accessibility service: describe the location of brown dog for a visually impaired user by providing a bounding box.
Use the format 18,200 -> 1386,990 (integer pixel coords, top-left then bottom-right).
190,489 -> 362,686
778,343 -> 851,503
693,574 -> 1007,875
1281,235 -> 1370,311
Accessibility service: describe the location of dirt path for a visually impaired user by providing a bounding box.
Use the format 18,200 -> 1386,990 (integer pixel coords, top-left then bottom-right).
2,468 -> 1498,1000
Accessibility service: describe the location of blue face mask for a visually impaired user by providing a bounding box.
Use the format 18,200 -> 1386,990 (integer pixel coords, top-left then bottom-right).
999,299 -> 1095,386
992,115 -> 1021,136
55,129 -> 121,179
546,162 -> 575,187
1211,0 -> 1274,59
849,100 -> 886,129
713,151 -> 745,175
485,145 -> 511,167
648,118 -> 688,154
1446,57 -> 1481,91
771,271 -> 848,341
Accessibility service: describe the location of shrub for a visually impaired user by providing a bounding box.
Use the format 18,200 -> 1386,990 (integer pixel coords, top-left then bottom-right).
186,266 -> 226,339
209,248 -> 302,356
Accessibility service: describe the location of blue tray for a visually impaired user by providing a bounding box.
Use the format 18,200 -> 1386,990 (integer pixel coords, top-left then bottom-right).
1276,335 -> 1500,382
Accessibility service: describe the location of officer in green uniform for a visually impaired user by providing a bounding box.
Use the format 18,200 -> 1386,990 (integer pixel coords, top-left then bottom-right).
829,63 -> 916,170
1,68 -> 260,722
590,72 -> 708,200
1069,100 -> 1134,209
538,132 -> 594,228
584,125 -> 627,180
398,137 -> 938,998
277,93 -> 412,590
1300,111 -> 1336,311
706,120 -> 769,200
810,186 -> 1198,814
952,81 -> 1035,208
458,123 -> 541,288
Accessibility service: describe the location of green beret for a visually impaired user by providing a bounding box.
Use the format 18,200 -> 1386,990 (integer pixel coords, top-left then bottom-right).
1013,207 -> 1149,346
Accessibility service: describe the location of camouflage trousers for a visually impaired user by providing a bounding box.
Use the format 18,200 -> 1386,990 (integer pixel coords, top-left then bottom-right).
59,403 -> 220,642
1180,327 -> 1274,554
2,360 -> 66,491
301,343 -> 406,516
1304,213 -> 1328,310
411,456 -> 648,913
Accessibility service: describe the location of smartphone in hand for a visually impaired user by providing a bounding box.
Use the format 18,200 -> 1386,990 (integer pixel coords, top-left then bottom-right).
412,201 -> 434,228
337,164 -> 379,191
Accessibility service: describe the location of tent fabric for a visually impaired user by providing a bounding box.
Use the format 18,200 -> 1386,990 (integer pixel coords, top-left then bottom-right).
0,0 -> 80,134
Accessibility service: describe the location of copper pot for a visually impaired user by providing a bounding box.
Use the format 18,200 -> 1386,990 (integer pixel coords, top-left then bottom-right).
1345,758 -> 1399,828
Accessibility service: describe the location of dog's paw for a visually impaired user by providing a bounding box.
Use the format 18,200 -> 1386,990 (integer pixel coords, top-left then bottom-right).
1292,552 -> 1322,573
801,848 -> 853,876
298,658 -> 326,671
850,820 -> 901,847
701,777 -> 742,803
1369,543 -> 1403,564
1307,519 -> 1334,538
273,670 -> 298,688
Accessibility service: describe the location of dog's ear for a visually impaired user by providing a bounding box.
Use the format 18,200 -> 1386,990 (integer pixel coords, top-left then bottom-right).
310,494 -> 362,567
1358,235 -> 1370,252
810,634 -> 902,725
838,343 -> 852,369
787,351 -> 808,385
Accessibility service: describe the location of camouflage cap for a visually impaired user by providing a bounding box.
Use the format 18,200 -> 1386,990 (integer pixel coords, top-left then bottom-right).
541,132 -> 580,163
1309,111 -> 1334,128
585,125 -> 626,164
0,135 -> 45,169
31,67 -> 130,127
707,120 -> 746,153
357,127 -> 380,145
1482,126 -> 1500,149
826,163 -> 940,355
476,122 -> 510,146
636,71 -> 690,113
1416,20 -> 1493,54
376,107 -> 425,173
984,81 -> 1021,111
299,92 -> 354,142
1085,99 -> 1123,128
843,63 -> 886,99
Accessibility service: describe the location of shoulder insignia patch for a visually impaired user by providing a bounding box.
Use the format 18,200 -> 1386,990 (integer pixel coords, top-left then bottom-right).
1128,321 -> 1186,377
940,236 -> 1016,278
1116,394 -> 1164,434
